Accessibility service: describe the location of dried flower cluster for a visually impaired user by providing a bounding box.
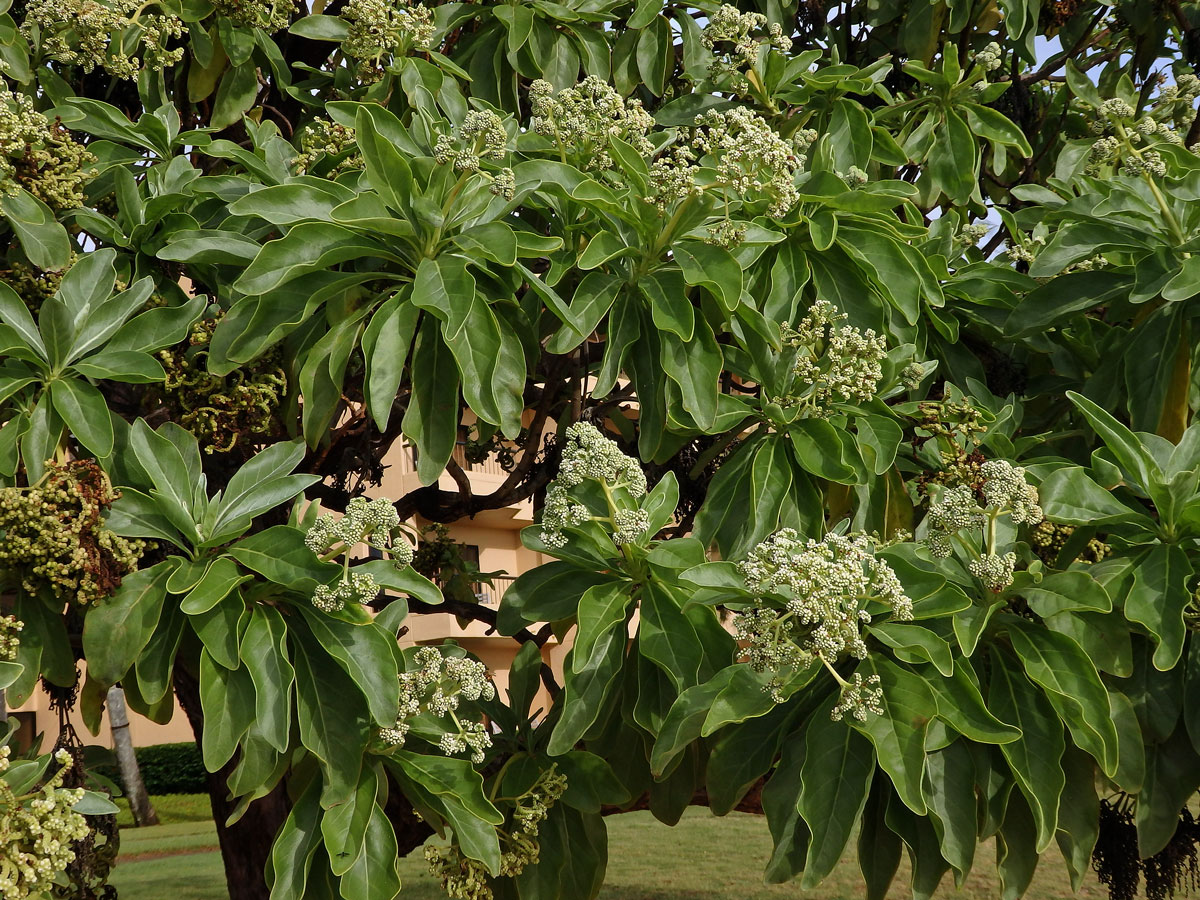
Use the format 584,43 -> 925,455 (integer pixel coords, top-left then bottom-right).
0,747 -> 90,899
341,0 -> 434,82
380,646 -> 495,763
0,615 -> 22,661
736,529 -> 912,715
425,765 -> 567,898
0,461 -> 144,606
777,299 -> 887,415
0,91 -> 96,211
305,495 -> 414,613
926,459 -> 1043,591
22,0 -> 185,79
155,319 -> 286,455
540,422 -> 648,550
529,77 -> 655,172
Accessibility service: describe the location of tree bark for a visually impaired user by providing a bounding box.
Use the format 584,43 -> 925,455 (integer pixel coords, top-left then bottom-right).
107,686 -> 159,826
173,665 -> 291,900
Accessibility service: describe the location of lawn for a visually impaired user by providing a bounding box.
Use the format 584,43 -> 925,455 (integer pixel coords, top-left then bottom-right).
108,797 -> 1112,899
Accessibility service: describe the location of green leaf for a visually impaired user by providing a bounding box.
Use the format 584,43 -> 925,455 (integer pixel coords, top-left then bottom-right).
199,650 -> 256,771
850,657 -> 936,815
402,315 -> 459,486
988,648 -> 1065,852
673,241 -> 741,311
0,187 -> 71,269
1066,391 -> 1161,493
339,801 -> 402,900
0,280 -> 48,360
181,556 -> 248,614
546,271 -> 621,355
389,750 -> 504,866
297,607 -> 400,726
497,562 -> 618,634
798,706 -> 876,887
235,223 -> 390,295
103,487 -> 186,548
1055,746 -> 1100,891
1125,543 -> 1193,670
789,419 -> 857,483
321,766 -> 377,877
212,440 -> 317,539
81,561 -> 173,686
266,776 -> 323,900
1038,467 -> 1154,527
1020,570 -> 1111,616
241,606 -> 295,753
922,740 -> 977,884
1007,618 -> 1119,777
49,378 -> 113,458
1136,723 -> 1200,856
925,659 -> 1020,744
363,292 -> 420,432
355,105 -> 414,216
211,62 -> 259,129
660,318 -> 721,430
129,419 -> 201,541
291,630 -> 369,807
71,349 -> 165,383
227,526 -> 340,590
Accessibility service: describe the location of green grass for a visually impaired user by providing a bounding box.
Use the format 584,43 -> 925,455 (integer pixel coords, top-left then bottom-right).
109,800 -> 1112,899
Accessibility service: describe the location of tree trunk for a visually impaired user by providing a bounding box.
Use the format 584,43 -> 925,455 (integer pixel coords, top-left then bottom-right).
173,665 -> 291,900
107,686 -> 159,826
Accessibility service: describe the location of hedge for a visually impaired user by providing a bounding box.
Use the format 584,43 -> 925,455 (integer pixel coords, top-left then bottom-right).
98,742 -> 208,795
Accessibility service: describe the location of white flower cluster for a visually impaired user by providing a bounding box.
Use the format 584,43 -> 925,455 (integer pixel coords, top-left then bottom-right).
974,41 -> 1002,72
313,572 -> 380,613
528,77 -> 654,172
831,672 -> 884,722
209,0 -> 295,31
305,496 -> 412,558
0,747 -> 89,899
925,485 -> 985,558
425,764 -> 568,897
380,647 -> 496,764
0,615 -> 22,661
540,422 -> 648,550
980,459 -> 1042,524
779,299 -> 887,414
293,118 -> 362,175
22,0 -> 186,79
341,0 -> 434,82
434,111 -> 508,172
736,529 -> 912,712
305,496 -> 413,612
647,107 -> 803,245
969,553 -> 1017,592
433,111 -> 514,198
702,4 -> 791,92
926,460 -> 1042,592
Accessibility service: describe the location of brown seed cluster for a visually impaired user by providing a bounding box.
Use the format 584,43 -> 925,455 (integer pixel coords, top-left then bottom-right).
0,460 -> 144,606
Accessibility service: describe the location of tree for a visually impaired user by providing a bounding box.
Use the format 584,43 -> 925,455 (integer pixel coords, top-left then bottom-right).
1,0 -> 1200,898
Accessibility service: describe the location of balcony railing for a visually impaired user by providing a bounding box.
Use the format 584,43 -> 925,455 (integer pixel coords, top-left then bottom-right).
395,441 -> 510,478
474,575 -> 516,606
